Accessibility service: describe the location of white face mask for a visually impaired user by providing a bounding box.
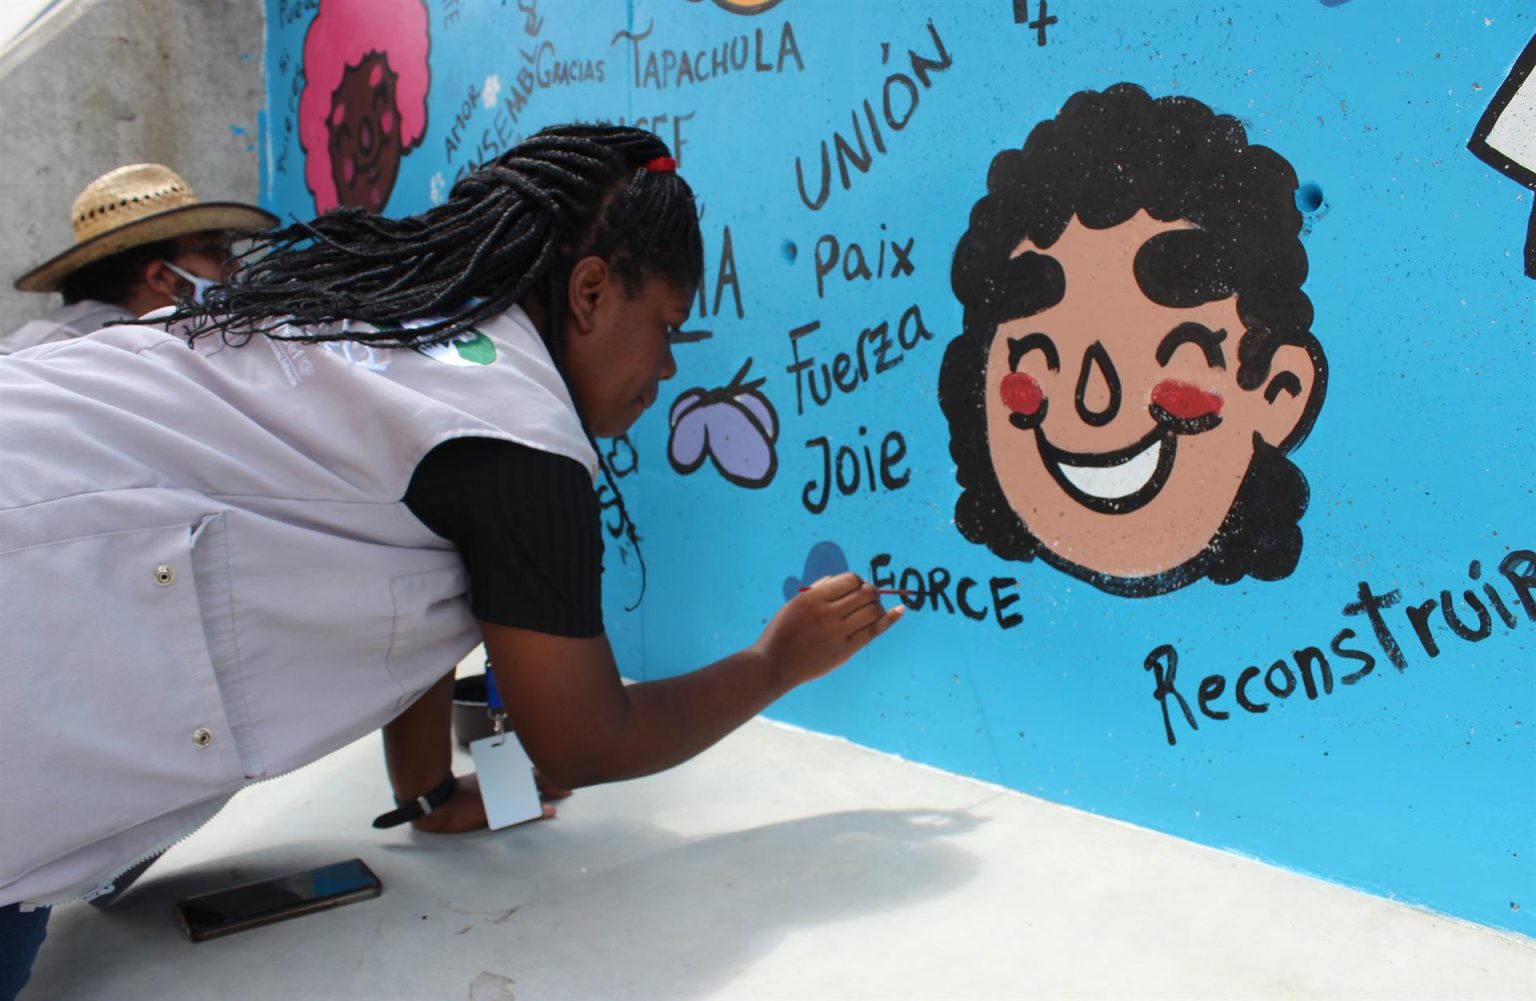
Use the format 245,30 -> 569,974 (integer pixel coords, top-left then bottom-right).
160,260 -> 218,305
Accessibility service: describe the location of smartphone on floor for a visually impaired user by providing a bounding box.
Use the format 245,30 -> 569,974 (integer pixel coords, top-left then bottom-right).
175,858 -> 382,942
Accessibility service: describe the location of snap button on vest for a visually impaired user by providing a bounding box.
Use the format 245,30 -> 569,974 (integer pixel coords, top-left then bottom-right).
154,565 -> 176,586
191,727 -> 213,748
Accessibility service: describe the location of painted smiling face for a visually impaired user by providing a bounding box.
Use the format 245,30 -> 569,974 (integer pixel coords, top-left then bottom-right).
327,51 -> 404,213
980,211 -> 1321,587
942,85 -> 1328,596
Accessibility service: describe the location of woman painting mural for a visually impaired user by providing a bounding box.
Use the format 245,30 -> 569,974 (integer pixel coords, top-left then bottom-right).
0,125 -> 902,998
300,0 -> 431,213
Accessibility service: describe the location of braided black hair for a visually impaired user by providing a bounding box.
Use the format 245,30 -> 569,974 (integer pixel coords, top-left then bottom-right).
174,123 -> 704,607
179,123 -> 702,355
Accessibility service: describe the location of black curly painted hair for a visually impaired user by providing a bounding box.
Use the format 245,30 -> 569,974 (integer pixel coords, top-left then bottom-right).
938,83 -> 1327,596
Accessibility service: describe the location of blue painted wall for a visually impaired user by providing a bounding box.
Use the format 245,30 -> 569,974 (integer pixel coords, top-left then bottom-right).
263,0 -> 1534,936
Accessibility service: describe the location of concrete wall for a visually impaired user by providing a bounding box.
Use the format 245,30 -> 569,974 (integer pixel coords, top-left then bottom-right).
0,0 -> 264,335
263,0 -> 1534,939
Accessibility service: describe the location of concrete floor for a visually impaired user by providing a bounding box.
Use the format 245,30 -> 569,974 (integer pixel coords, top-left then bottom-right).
26,710 -> 1536,1000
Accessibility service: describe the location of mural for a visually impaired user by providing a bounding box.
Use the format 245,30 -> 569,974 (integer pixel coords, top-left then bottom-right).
781,540 -> 852,601
299,0 -> 431,213
262,0 -> 1535,940
940,85 -> 1326,597
668,357 -> 781,488
1469,34 -> 1536,277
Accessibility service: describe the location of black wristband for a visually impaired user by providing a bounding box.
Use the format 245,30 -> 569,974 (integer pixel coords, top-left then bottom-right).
372,774 -> 458,829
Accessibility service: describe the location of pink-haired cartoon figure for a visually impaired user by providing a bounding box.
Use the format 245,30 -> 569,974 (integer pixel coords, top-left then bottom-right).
299,0 -> 431,214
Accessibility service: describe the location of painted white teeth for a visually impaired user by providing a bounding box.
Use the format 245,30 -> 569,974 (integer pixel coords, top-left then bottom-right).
1056,438 -> 1162,499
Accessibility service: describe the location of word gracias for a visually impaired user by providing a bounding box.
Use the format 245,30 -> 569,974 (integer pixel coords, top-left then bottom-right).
1146,549 -> 1536,745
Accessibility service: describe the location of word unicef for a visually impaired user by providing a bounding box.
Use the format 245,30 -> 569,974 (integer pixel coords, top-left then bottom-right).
1145,548 -> 1536,746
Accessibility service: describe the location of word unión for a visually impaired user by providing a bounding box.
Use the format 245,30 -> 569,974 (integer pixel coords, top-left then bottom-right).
795,21 -> 952,211
813,226 -> 915,298
785,303 -> 936,414
801,426 -> 909,514
870,554 -> 1024,630
1146,548 -> 1536,745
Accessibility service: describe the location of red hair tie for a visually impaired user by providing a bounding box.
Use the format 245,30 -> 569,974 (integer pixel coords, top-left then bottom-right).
644,156 -> 677,173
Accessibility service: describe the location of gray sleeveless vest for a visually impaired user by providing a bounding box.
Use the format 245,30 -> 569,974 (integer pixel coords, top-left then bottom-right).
1,299 -> 135,355
0,307 -> 595,906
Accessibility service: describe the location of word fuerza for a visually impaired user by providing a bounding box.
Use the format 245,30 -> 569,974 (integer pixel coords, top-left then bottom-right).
1146,548 -> 1536,745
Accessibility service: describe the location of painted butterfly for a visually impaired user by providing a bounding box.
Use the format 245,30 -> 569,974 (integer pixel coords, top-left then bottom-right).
668,357 -> 779,488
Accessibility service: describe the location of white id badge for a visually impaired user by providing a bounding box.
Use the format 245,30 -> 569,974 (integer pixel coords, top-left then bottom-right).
469,730 -> 544,830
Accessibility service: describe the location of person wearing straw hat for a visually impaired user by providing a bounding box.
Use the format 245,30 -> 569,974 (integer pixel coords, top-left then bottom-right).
4,163 -> 277,355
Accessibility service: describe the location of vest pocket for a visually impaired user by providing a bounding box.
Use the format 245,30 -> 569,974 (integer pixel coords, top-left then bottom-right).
0,521 -> 244,890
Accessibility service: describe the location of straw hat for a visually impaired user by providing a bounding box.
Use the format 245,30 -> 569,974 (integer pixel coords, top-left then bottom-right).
15,163 -> 279,292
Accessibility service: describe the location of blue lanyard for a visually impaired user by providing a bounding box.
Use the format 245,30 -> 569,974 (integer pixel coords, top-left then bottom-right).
484,663 -> 504,712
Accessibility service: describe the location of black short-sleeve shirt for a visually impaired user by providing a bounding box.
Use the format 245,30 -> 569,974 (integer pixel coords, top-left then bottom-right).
403,436 -> 604,638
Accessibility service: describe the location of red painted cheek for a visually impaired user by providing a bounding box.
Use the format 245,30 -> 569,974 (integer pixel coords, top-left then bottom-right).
1000,372 -> 1045,416
1152,380 -> 1224,419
